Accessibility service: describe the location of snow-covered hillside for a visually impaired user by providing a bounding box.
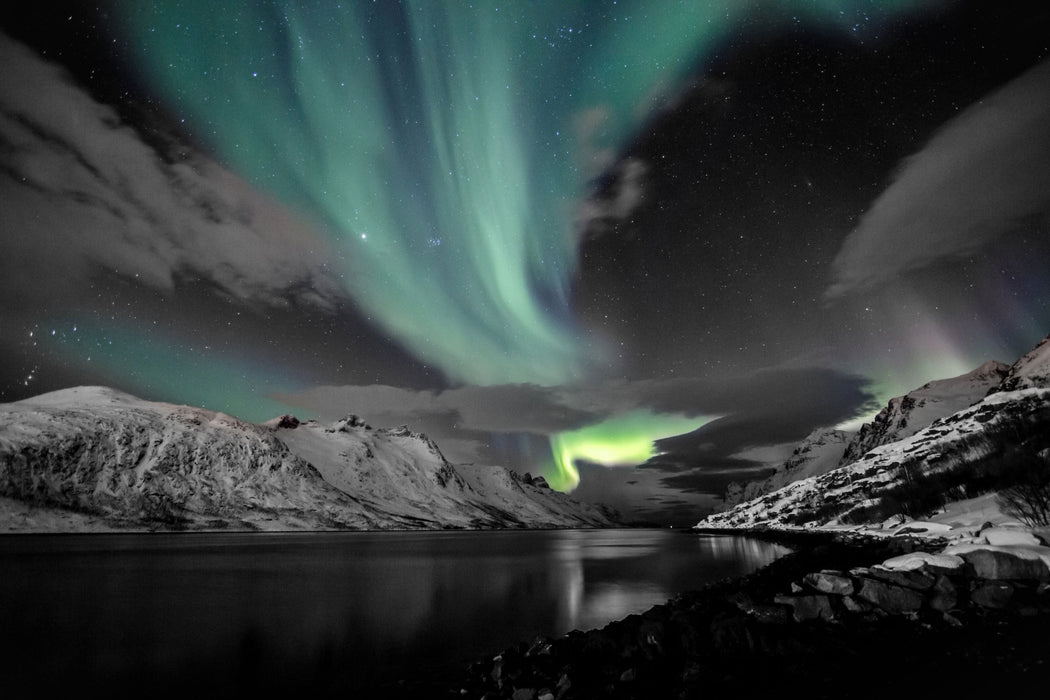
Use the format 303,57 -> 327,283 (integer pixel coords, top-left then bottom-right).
0,387 -> 617,531
699,332 -> 1050,530
723,428 -> 852,509
991,335 -> 1050,393
719,362 -> 1009,513
839,360 -> 1009,465
699,387 -> 1050,530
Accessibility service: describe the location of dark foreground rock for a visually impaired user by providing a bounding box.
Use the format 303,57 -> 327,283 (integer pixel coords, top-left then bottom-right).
383,531 -> 1050,698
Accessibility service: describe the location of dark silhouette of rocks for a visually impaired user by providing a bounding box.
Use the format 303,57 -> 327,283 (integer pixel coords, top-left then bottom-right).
389,532 -> 1050,698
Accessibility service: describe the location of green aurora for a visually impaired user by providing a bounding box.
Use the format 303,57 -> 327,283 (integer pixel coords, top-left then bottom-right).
111,1 -> 933,489
547,410 -> 712,491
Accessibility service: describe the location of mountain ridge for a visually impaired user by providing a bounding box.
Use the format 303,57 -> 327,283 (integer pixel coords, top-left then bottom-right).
720,358 -> 1013,512
0,386 -> 618,531
699,332 -> 1050,530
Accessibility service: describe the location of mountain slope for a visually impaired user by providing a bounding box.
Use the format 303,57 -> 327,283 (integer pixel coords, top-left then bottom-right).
0,387 -> 617,531
719,361 -> 1009,512
723,428 -> 852,509
839,360 -> 1010,465
698,333 -> 1050,530
0,387 -> 374,530
699,387 -> 1050,530
991,335 -> 1050,393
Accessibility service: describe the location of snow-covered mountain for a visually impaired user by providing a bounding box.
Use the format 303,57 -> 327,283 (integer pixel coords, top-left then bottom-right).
990,335 -> 1050,394
699,387 -> 1050,529
723,428 -> 852,509
698,334 -> 1050,530
719,359 -> 1010,512
839,360 -> 1010,465
0,387 -> 617,531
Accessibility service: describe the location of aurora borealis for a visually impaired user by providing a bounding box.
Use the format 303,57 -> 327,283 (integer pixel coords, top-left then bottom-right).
2,1 -> 1049,523
549,411 -> 710,491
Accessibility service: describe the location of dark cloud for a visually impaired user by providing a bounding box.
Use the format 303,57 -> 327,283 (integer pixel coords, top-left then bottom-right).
634,368 -> 874,496
630,367 -> 876,420
274,383 -> 602,436
571,462 -> 718,526
276,364 -> 874,504
0,33 -> 344,311
575,158 -> 649,240
827,59 -> 1050,299
659,465 -> 777,497
279,365 -> 872,442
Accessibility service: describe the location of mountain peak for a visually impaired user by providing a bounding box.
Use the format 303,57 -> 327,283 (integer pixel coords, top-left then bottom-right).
991,333 -> 1050,394
838,359 -> 1010,467
1,387 -> 618,531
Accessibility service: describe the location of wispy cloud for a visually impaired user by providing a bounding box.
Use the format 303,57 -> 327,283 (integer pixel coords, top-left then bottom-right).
275,365 -> 873,492
827,59 -> 1050,298
0,33 -> 343,310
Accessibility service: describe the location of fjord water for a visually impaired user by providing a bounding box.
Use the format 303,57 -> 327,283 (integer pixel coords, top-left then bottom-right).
0,529 -> 787,694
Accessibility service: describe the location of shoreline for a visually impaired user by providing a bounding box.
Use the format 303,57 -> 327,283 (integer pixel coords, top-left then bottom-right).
390,527 -> 1050,698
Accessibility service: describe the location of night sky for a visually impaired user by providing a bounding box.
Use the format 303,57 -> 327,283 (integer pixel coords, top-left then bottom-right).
2,1 -> 1049,524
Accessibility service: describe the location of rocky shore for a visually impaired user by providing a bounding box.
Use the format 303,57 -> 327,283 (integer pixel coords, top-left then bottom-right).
388,528 -> 1050,698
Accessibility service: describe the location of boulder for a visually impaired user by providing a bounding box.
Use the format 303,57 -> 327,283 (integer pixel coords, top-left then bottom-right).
980,527 -> 1042,547
971,582 -> 1014,608
842,596 -> 872,613
928,575 -> 958,612
895,521 -> 953,535
855,578 -> 924,613
773,594 -> 835,622
866,566 -> 936,591
880,551 -> 964,573
952,548 -> 1050,581
273,414 -> 300,429
803,571 -> 854,596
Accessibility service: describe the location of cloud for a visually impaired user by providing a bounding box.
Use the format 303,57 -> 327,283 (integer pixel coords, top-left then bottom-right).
274,383 -> 603,436
575,158 -> 649,240
275,365 -> 874,492
659,463 -> 776,497
0,33 -> 343,310
827,59 -> 1050,298
279,365 -> 871,437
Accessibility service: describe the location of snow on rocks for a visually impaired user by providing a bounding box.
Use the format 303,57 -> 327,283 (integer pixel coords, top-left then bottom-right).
880,551 -> 965,572
979,526 -> 1043,546
892,521 -> 954,535
768,538 -> 1050,623
942,543 -> 1050,575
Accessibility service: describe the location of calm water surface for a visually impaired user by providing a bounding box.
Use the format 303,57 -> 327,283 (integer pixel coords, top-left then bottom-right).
0,529 -> 787,694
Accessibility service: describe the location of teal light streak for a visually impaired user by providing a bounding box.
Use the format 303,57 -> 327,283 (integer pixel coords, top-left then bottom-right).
45,322 -> 304,422
116,2 -> 930,387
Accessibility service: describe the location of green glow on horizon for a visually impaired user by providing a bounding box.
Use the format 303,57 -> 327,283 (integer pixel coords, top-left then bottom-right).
115,1 -> 929,387
546,410 -> 712,491
45,322 -> 303,422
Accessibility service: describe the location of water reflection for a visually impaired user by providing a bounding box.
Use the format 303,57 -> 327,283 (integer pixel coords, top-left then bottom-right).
0,530 -> 787,694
